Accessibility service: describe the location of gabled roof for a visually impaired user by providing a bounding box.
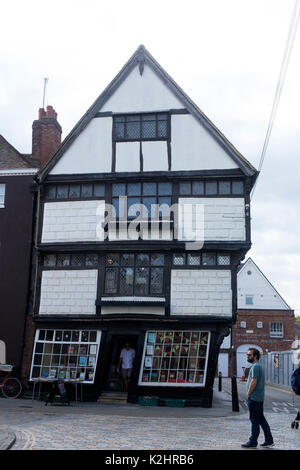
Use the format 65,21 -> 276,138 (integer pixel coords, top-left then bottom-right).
37,45 -> 258,182
0,135 -> 37,170
238,258 -> 291,310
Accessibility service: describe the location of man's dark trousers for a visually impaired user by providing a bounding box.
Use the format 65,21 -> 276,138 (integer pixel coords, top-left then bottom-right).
247,398 -> 273,444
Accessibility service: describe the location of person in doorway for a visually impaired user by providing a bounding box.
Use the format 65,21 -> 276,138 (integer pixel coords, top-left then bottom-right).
118,342 -> 135,392
241,348 -> 274,449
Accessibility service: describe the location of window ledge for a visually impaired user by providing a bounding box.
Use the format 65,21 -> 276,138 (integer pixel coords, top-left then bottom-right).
97,296 -> 165,307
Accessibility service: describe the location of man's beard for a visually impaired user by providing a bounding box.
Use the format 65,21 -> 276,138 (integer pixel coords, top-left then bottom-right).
247,357 -> 254,363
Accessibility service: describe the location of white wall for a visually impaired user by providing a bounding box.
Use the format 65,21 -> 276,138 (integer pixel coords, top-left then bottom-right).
101,65 -> 183,113
39,270 -> 98,315
42,200 -> 105,243
220,332 -> 231,349
50,117 -> 112,175
170,269 -> 232,316
217,353 -> 229,377
115,142 -> 140,172
171,114 -> 239,171
238,259 -> 290,310
142,141 -> 168,171
178,197 -> 245,242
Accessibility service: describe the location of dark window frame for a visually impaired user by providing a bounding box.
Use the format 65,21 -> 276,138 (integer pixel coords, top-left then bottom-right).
178,179 -> 245,197
44,183 -> 105,201
113,112 -> 169,142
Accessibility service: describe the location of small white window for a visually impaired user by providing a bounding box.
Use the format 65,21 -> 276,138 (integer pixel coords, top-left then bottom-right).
270,322 -> 284,338
0,184 -> 6,208
257,321 -> 263,329
245,295 -> 254,305
240,321 -> 246,328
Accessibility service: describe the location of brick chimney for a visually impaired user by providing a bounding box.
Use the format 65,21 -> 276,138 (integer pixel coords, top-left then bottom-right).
32,105 -> 62,168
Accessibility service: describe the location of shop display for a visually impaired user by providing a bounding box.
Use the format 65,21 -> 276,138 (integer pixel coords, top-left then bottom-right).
30,329 -> 101,383
139,330 -> 210,386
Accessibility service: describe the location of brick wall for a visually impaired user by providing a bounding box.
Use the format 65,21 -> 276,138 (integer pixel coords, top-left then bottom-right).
232,309 -> 295,352
39,269 -> 98,315
170,269 -> 232,316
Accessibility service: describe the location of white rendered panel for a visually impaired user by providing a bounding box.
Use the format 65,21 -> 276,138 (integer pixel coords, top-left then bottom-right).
171,114 -> 239,171
171,269 -> 232,317
142,141 -> 168,171
115,142 -> 140,172
50,117 -> 112,175
42,200 -> 105,243
101,65 -> 182,113
178,197 -> 245,242
39,270 -> 98,315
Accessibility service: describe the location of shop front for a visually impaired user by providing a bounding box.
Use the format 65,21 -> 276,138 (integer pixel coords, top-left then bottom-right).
29,320 -> 228,407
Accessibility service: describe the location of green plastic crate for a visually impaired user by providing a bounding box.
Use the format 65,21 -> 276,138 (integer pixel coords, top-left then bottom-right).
164,399 -> 185,408
138,396 -> 159,406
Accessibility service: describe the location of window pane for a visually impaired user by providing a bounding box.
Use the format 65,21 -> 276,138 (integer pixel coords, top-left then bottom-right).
120,253 -> 134,266
105,268 -> 118,293
157,113 -> 168,121
158,197 -> 171,217
142,121 -> 156,139
45,185 -> 56,199
135,267 -> 149,295
179,182 -> 191,195
55,331 -> 63,341
151,254 -> 164,266
219,181 -> 231,195
71,254 -> 85,267
94,184 -> 105,197
63,331 -> 71,341
82,184 -> 93,198
142,114 -> 156,121
205,181 -> 217,195
57,254 -> 70,267
173,254 -> 185,265
85,254 -> 98,267
120,267 -> 134,295
217,254 -> 230,265
128,197 -> 141,218
136,253 -> 150,266
126,121 -> 140,139
105,254 -> 119,266
192,181 -> 204,195
187,253 -> 201,265
150,268 -> 163,294
158,183 -> 172,195
143,196 -> 156,218
202,253 -> 216,265
44,254 -> 56,267
112,184 -> 126,197
56,185 -> 69,199
143,182 -> 156,195
157,120 -> 167,138
69,184 -> 81,198
128,183 -> 141,196
232,181 -> 244,195
114,122 -> 125,139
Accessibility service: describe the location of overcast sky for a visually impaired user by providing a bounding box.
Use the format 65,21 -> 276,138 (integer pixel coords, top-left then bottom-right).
1,0 -> 299,315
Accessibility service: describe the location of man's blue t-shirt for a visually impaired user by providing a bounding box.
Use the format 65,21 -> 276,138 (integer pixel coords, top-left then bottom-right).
246,362 -> 265,402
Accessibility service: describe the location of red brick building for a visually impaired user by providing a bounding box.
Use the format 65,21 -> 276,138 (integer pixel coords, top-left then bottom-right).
218,258 -> 294,377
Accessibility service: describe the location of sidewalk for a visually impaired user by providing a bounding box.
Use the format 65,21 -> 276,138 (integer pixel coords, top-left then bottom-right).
0,428 -> 16,450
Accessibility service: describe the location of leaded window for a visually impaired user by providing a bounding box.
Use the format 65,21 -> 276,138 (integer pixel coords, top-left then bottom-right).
44,183 -> 105,200
43,253 -> 99,268
139,330 -> 210,386
113,113 -> 168,141
104,253 -> 165,296
172,252 -> 230,266
112,181 -> 172,219
179,180 -> 244,196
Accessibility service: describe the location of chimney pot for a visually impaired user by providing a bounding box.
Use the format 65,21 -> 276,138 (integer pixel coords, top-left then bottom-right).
32,105 -> 62,168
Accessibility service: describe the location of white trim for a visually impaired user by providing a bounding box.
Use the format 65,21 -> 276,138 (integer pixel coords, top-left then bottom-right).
101,296 -> 165,302
0,168 -> 38,176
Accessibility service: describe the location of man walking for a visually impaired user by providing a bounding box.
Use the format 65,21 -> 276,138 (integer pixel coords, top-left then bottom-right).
241,348 -> 274,449
118,342 -> 135,392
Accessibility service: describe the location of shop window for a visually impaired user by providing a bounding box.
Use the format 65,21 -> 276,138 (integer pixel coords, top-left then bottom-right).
104,253 -> 165,296
30,329 -> 101,383
270,322 -> 284,338
139,330 -> 210,386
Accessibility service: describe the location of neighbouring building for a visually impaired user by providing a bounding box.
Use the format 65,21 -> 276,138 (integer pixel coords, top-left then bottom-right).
217,258 -> 295,377
22,45 -> 257,406
0,106 -> 61,376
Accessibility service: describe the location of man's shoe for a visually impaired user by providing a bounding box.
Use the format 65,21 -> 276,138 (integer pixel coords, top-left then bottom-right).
260,442 -> 274,448
241,441 -> 257,448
